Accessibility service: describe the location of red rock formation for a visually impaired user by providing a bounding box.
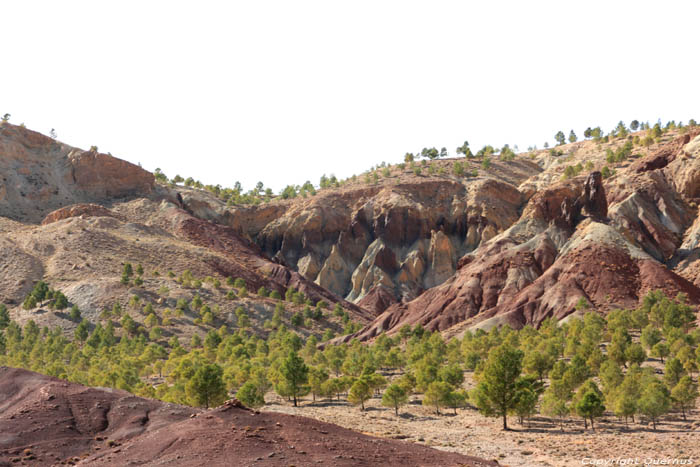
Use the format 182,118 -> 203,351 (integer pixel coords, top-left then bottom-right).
631,131 -> 699,173
227,172 -> 538,310
356,285 -> 399,314
343,131 -> 700,339
0,367 -> 492,467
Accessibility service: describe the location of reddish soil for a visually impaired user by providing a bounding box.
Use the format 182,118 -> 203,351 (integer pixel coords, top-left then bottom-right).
0,367 -> 495,467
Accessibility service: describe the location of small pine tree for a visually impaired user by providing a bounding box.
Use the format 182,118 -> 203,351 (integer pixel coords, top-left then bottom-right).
423,381 -> 453,415
74,320 -> 89,342
382,383 -> 408,416
69,305 -> 81,322
671,376 -> 698,421
0,304 -> 9,329
471,343 -> 524,430
554,131 -> 566,146
638,379 -> 671,430
237,380 -> 265,408
279,351 -> 309,407
186,363 -> 228,408
348,378 -> 372,411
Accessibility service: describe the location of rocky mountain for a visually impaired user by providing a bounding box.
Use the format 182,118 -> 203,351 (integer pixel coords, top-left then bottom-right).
0,367 -> 493,466
346,129 -> 700,340
227,161 -> 539,311
2,121 -> 700,343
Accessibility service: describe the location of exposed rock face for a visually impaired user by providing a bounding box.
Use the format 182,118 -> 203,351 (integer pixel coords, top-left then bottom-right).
6,122 -> 700,341
68,150 -> 154,198
162,204 -> 373,322
226,168 -> 540,313
0,123 -> 153,223
338,132 -> 700,339
580,171 -> 608,219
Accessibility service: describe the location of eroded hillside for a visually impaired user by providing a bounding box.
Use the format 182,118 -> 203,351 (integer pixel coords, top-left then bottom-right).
0,124 -> 370,346
3,121 -> 700,343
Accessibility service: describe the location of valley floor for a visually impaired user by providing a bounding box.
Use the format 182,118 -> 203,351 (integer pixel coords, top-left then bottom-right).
263,382 -> 700,467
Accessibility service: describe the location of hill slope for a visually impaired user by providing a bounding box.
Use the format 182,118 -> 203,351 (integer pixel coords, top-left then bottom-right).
0,366 -> 494,467
0,123 -> 371,346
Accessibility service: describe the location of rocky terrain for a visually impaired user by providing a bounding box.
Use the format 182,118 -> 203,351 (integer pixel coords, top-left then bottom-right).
3,120 -> 700,466
226,161 -> 539,312
264,370 -> 700,467
0,366 -> 494,466
3,122 -> 700,341
0,124 -> 373,344
339,129 -> 700,339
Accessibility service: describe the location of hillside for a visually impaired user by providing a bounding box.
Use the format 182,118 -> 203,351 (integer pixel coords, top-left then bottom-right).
2,119 -> 700,466
3,121 -> 700,342
194,124 -> 700,338
0,123 -> 371,348
0,366 -> 493,466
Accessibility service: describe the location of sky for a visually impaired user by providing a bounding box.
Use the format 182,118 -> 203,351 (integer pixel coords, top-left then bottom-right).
2,1 -> 699,192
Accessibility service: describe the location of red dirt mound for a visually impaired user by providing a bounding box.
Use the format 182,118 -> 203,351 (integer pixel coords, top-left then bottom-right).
0,367 -> 495,467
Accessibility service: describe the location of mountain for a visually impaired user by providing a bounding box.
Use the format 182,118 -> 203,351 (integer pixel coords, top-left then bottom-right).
2,120 -> 700,342
217,126 -> 700,338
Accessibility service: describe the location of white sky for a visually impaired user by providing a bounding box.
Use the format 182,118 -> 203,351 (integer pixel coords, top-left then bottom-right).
2,1 -> 699,192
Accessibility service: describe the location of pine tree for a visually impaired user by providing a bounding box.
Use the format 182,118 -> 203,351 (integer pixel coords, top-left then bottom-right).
237,380 -> 265,408
348,377 -> 372,411
472,343 -> 524,430
574,381 -> 605,431
74,320 -> 89,342
308,366 -> 329,402
664,358 -> 686,389
638,379 -> 671,430
279,351 -> 309,407
671,376 -> 698,421
423,381 -> 453,415
0,304 -> 9,329
554,131 -> 566,146
541,387 -> 568,431
186,363 -> 228,408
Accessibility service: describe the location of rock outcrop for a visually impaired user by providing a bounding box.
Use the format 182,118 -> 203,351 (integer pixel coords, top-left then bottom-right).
5,122 -> 700,341
338,131 -> 700,339
225,165 -> 541,313
0,123 -> 153,223
41,203 -> 124,225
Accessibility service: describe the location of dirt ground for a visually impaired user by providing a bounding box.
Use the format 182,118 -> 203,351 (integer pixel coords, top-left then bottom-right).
263,375 -> 700,467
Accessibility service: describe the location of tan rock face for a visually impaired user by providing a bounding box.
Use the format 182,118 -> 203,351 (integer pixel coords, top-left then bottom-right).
68,150 -> 153,198
0,124 -> 153,223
